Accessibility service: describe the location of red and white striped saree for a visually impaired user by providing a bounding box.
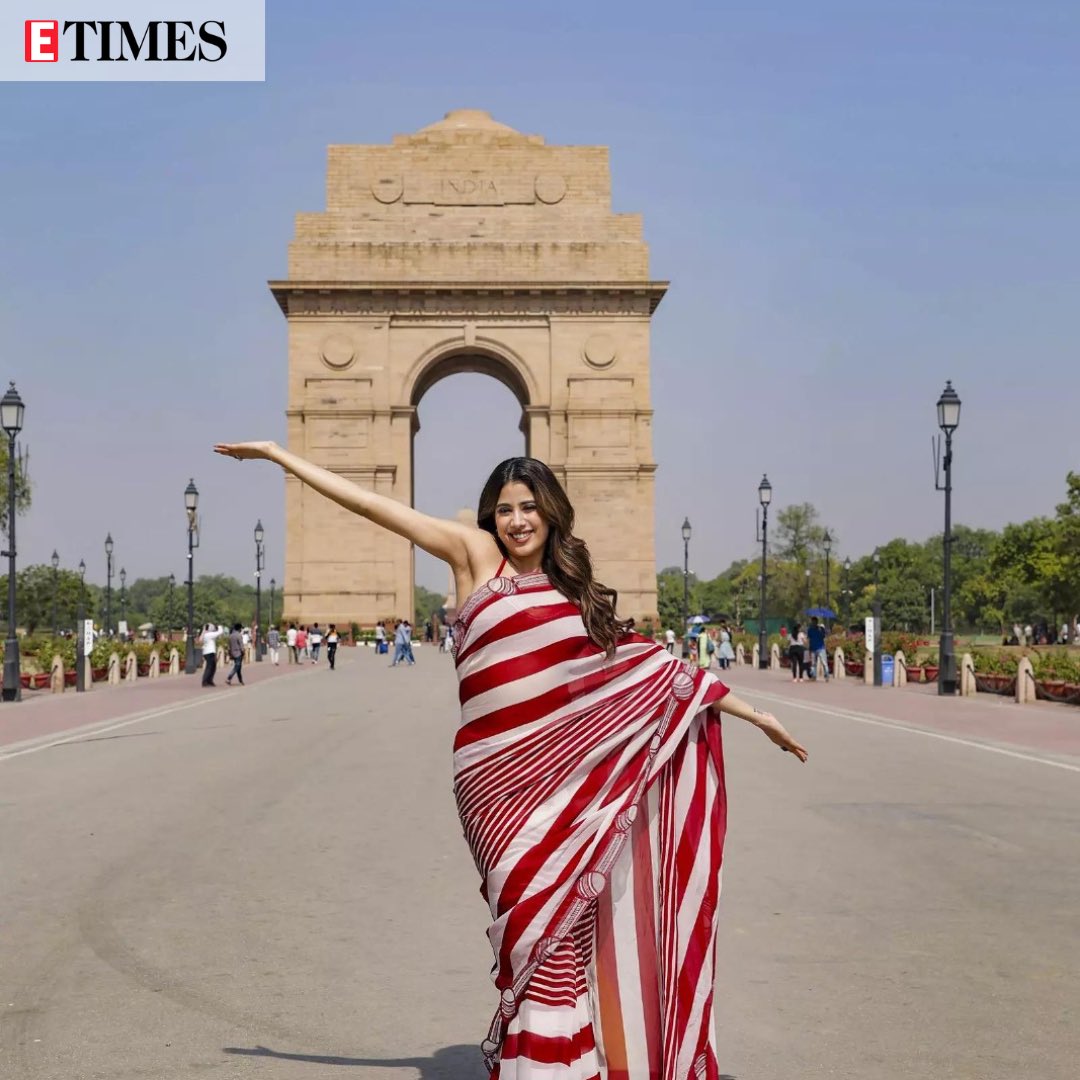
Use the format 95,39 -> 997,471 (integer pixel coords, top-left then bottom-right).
453,567 -> 730,1080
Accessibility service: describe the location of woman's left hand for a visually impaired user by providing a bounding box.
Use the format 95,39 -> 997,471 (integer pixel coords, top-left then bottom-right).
752,710 -> 808,762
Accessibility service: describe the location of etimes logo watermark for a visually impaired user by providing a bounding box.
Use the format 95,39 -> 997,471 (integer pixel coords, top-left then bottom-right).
4,3 -> 263,80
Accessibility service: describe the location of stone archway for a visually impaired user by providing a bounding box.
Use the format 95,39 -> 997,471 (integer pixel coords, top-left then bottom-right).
270,109 -> 666,627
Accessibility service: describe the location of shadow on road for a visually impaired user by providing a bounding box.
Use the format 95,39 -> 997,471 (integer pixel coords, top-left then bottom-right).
223,1044 -> 736,1079
223,1044 -> 486,1078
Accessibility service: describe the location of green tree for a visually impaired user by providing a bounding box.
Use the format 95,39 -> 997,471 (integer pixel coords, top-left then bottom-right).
0,441 -> 31,539
414,584 -> 446,628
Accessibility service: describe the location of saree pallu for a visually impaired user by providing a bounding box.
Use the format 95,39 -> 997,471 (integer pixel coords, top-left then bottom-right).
453,572 -> 730,1080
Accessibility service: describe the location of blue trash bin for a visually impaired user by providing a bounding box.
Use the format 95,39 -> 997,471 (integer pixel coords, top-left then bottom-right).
881,653 -> 894,685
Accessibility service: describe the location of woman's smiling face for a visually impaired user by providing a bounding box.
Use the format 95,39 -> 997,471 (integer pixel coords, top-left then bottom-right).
495,481 -> 549,569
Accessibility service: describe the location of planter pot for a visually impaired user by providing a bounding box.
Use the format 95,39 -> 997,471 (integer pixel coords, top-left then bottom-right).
923,666 -> 940,683
92,666 -> 107,682
975,673 -> 1017,695
64,670 -> 77,687
845,661 -> 864,677
907,666 -> 924,683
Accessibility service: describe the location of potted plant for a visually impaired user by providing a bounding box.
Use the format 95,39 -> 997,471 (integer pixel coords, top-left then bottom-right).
923,652 -> 940,683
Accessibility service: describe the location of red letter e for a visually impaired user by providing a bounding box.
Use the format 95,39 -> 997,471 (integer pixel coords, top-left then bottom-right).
25,20 -> 59,62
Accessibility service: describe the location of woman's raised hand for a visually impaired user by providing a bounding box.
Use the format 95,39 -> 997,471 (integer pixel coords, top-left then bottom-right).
213,441 -> 276,462
752,710 -> 809,762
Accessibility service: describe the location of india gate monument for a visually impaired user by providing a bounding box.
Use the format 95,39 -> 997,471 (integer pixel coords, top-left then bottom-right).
270,109 -> 666,626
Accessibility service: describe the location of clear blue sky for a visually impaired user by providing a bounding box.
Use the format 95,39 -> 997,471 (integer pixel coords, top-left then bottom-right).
2,1 -> 1077,593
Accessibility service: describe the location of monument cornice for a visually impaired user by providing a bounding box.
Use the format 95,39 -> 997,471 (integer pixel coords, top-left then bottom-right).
268,280 -> 669,317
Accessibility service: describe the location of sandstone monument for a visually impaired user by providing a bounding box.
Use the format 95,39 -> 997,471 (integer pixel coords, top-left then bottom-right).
271,109 -> 665,626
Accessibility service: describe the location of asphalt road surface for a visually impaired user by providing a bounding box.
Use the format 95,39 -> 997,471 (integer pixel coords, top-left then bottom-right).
2,650 -> 1077,1079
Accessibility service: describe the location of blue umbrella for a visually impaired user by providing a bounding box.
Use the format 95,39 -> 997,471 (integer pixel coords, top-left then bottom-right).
805,606 -> 837,619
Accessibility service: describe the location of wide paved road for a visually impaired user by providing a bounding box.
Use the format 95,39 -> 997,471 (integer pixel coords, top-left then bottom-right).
2,650 -> 1077,1079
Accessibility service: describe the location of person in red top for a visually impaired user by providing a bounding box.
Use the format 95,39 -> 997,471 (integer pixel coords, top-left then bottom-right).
214,441 -> 807,1080
295,625 -> 308,660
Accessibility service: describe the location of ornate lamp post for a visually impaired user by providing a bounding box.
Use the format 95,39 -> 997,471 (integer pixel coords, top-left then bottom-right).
872,548 -> 883,687
842,556 -> 852,625
935,380 -> 961,695
269,577 -> 276,631
1,382 -> 25,702
757,474 -> 772,670
168,573 -> 176,634
51,549 -> 60,637
184,479 -> 199,674
76,559 -> 87,692
823,529 -> 832,623
104,533 -> 114,638
681,517 -> 692,649
119,567 -> 127,637
254,519 -> 265,661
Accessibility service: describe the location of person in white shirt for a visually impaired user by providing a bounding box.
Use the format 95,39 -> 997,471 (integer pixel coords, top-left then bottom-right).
200,623 -> 223,686
310,623 -> 323,663
286,622 -> 298,664
664,627 -> 676,653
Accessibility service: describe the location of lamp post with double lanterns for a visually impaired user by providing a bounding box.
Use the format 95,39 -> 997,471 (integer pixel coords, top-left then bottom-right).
254,519 -> 265,661
51,549 -> 59,637
104,533 -> 114,638
184,479 -> 199,674
935,380 -> 961,695
681,517 -> 691,651
757,474 -> 772,669
1,382 -> 25,702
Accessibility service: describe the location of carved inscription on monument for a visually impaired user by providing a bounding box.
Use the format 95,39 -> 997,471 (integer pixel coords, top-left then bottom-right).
404,172 -> 535,206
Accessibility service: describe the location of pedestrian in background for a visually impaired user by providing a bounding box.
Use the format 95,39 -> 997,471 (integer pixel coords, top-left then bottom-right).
310,623 -> 323,663
807,616 -> 829,681
226,622 -> 245,685
286,622 -> 298,663
718,623 -> 735,670
326,624 -> 339,670
788,622 -> 806,683
267,625 -> 281,665
200,622 -> 222,687
296,624 -> 308,661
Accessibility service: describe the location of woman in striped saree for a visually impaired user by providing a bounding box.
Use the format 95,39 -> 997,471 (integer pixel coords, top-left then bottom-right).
214,444 -> 808,1080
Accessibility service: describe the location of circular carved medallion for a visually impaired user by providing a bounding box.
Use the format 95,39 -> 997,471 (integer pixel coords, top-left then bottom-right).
534,173 -> 567,204
371,175 -> 403,204
582,333 -> 617,369
320,333 -> 356,370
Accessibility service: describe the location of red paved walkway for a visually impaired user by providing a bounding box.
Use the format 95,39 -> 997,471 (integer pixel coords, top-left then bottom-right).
726,663 -> 1080,762
0,654 -> 316,753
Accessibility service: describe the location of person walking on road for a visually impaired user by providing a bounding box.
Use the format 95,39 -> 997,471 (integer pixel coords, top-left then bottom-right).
296,625 -> 308,661
200,622 -> 223,687
286,622 -> 298,663
226,622 -> 245,686
788,621 -> 806,682
807,616 -> 829,681
215,440 -> 806,1080
717,622 -> 735,670
374,620 -> 387,655
326,624 -> 339,670
267,625 -> 281,665
310,623 -> 323,663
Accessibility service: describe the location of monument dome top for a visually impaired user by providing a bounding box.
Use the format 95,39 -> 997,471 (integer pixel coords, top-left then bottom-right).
418,109 -> 519,134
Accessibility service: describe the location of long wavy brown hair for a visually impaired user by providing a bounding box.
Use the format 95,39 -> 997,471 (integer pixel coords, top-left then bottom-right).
477,457 -> 631,656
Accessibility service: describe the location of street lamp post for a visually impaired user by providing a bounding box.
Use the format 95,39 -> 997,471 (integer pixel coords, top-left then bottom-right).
935,380 -> 961,695
184,479 -> 199,674
681,518 -> 692,651
842,556 -> 852,626
76,559 -> 87,692
1,383 -> 25,702
168,573 -> 175,635
269,578 -> 276,631
104,533 -> 114,638
254,519 -> 265,661
51,549 -> 60,637
823,529 -> 832,624
119,567 -> 127,637
757,475 -> 772,670
872,549 -> 883,687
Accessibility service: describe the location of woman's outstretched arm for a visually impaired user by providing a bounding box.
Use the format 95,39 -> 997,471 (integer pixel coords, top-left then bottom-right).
214,440 -> 492,572
717,691 -> 808,762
